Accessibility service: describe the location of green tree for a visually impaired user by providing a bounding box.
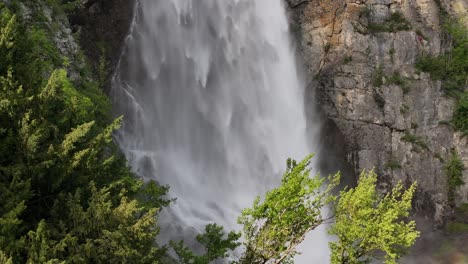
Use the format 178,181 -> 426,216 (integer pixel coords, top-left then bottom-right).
0,2 -> 170,263
171,157 -> 419,264
25,183 -> 165,264
329,170 -> 419,264
170,155 -> 340,264
171,224 -> 241,264
0,250 -> 14,264
238,155 -> 340,264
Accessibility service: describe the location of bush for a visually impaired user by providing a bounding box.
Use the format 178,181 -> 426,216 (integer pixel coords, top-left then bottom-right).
368,12 -> 412,33
387,72 -> 410,94
416,18 -> 468,134
453,91 -> 468,134
445,150 -> 465,205
386,157 -> 402,170
401,132 -> 429,151
373,66 -> 384,87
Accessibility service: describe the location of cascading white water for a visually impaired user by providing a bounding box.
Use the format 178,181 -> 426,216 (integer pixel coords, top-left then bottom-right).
111,0 -> 329,262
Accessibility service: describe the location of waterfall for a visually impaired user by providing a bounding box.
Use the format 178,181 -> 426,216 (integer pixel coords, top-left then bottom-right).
111,0 -> 329,262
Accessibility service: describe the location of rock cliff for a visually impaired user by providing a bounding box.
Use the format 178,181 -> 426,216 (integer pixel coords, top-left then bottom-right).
287,0 -> 467,226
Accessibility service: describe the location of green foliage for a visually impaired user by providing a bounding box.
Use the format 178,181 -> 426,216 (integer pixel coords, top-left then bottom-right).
456,203 -> 468,214
0,250 -> 13,264
447,222 -> 468,233
415,29 -> 427,40
137,180 -> 173,211
373,68 -> 410,94
324,43 -> 332,52
386,157 -> 402,170
416,18 -> 468,134
389,47 -> 395,62
434,152 -> 444,162
344,55 -> 353,64
359,6 -> 371,19
367,12 -> 412,33
445,150 -> 465,205
372,66 -> 386,108
416,55 -> 445,80
373,66 -> 384,87
400,104 -> 410,115
386,72 -> 409,94
238,155 -> 340,264
171,224 -> 241,264
0,4 -> 16,74
401,132 -> 429,151
169,157 -> 419,264
60,0 -> 82,14
0,3 -> 170,263
447,204 -> 468,234
453,91 -> 468,134
329,170 -> 419,264
26,183 -> 165,263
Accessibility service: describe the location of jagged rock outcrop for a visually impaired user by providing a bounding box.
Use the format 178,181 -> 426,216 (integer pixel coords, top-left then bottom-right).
287,0 -> 468,226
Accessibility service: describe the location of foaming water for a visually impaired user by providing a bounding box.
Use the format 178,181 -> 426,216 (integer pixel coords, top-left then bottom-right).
111,0 -> 328,262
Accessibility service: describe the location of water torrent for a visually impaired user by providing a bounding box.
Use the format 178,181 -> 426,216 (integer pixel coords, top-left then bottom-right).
111,0 -> 329,262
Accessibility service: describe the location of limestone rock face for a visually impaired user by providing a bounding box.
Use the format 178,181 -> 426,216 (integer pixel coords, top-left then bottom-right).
287,0 -> 468,225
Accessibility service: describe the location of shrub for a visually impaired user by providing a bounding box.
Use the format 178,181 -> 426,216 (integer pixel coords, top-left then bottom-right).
389,47 -> 396,62
400,104 -> 410,115
387,72 -> 406,86
386,157 -> 402,170
445,150 -> 465,205
453,91 -> 468,135
373,66 -> 384,87
368,12 -> 412,33
344,55 -> 353,64
416,18 -> 468,134
401,132 -> 429,151
387,72 -> 410,94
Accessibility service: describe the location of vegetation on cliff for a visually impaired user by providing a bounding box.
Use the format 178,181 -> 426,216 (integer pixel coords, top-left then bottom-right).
416,17 -> 468,135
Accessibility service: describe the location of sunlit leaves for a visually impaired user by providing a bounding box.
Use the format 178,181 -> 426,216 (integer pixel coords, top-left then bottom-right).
171,224 -> 241,264
329,170 -> 419,264
238,155 -> 340,264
